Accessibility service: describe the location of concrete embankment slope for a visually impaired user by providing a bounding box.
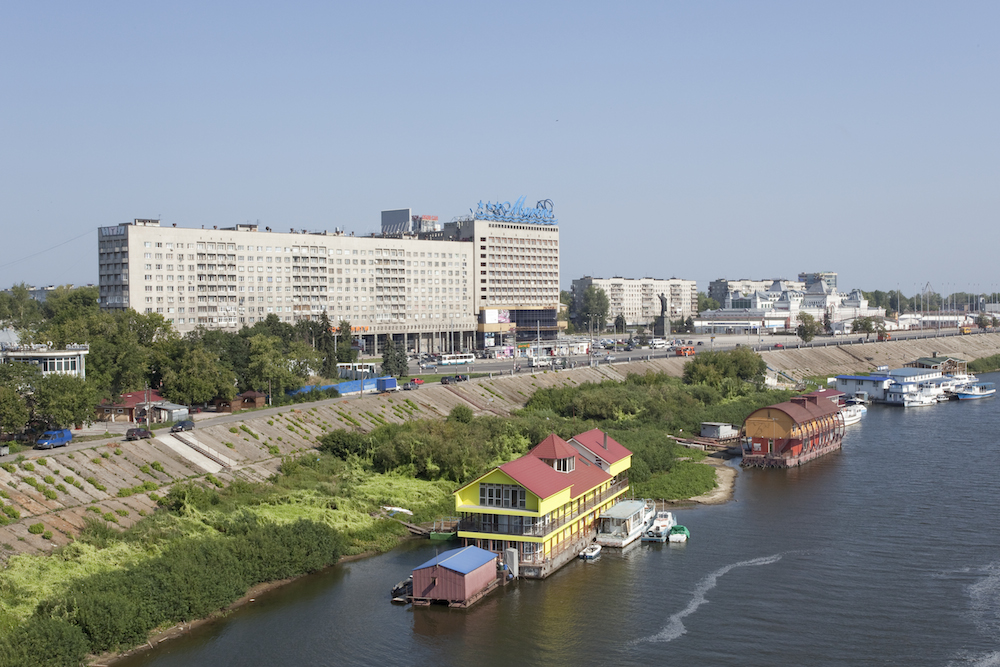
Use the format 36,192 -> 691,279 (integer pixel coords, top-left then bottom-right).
760,333 -> 1000,379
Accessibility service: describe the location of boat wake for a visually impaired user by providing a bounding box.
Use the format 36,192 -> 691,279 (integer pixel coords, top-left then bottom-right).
636,554 -> 783,644
948,562 -> 1000,667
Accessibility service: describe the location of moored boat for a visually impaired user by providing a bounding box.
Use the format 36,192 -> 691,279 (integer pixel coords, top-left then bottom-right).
668,525 -> 690,543
840,403 -> 866,425
955,382 -> 996,400
641,510 -> 677,542
579,544 -> 602,559
595,499 -> 655,548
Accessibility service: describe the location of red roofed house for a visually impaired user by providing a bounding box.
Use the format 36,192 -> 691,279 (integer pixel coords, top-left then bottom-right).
453,430 -> 632,579
96,389 -> 165,423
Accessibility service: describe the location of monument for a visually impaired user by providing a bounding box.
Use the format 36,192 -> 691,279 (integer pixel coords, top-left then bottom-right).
654,293 -> 671,337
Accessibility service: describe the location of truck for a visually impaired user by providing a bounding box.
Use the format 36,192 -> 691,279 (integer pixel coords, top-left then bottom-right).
35,429 -> 72,450
675,346 -> 695,357
376,377 -> 398,393
959,325 -> 973,335
877,331 -> 892,342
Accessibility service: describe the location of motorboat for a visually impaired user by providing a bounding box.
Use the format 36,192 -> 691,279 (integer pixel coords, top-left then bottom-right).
840,403 -> 866,426
955,382 -> 996,400
579,544 -> 602,559
904,390 -> 937,408
668,525 -> 690,543
641,510 -> 677,543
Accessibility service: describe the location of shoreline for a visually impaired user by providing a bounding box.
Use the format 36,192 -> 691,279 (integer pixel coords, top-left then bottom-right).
97,544 -> 408,666
97,462 -> 737,665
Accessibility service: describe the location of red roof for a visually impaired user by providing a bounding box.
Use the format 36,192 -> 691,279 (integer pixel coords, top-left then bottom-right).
529,434 -> 578,460
499,433 -> 613,500
570,429 -> 632,465
103,389 -> 164,409
756,394 -> 842,425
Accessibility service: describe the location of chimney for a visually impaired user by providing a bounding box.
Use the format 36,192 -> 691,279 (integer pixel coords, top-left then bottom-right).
603,432 -> 608,449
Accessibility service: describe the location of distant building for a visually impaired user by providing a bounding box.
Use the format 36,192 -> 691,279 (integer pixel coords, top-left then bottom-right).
380,209 -> 443,235
571,276 -> 697,327
798,272 -> 838,292
0,284 -> 94,303
708,278 -> 805,305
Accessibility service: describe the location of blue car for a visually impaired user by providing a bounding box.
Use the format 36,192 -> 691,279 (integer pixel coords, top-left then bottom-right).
35,429 -> 72,450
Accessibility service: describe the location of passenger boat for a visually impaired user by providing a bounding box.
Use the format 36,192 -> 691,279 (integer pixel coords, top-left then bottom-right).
579,544 -> 602,559
595,499 -> 655,548
668,525 -> 690,543
839,403 -> 866,426
955,382 -> 996,400
904,389 -> 937,408
641,510 -> 677,543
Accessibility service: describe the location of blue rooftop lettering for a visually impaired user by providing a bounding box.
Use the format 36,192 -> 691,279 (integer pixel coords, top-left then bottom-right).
473,196 -> 557,224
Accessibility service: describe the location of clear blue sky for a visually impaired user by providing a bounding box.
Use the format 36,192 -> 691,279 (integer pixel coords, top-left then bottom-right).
2,2 -> 998,297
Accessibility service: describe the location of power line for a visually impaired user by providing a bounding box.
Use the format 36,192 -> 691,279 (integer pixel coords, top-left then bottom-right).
0,228 -> 94,270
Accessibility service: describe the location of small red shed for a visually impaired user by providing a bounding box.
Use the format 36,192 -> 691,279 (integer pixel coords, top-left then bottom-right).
411,546 -> 497,606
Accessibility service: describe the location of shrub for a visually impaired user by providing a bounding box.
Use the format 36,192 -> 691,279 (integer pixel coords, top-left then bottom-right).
115,448 -> 123,456
205,474 -> 224,488
85,477 -> 107,492
224,442 -> 235,449
102,512 -> 118,523
28,522 -> 44,534
139,465 -> 151,475
43,488 -> 58,500
448,404 -> 474,423
2,505 -> 19,519
36,457 -> 47,466
229,427 -> 238,433
240,425 -> 259,440
63,475 -> 75,484
56,484 -> 68,493
151,461 -> 165,473
43,475 -> 55,485
20,462 -> 35,472
115,508 -> 129,517
42,530 -> 53,540
100,451 -> 110,459
0,463 -> 13,473
0,618 -> 89,667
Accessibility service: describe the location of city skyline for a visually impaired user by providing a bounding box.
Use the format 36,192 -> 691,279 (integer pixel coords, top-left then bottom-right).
2,2 -> 998,295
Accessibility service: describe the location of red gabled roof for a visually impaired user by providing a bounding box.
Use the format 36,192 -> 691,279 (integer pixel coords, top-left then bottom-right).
756,394 -> 842,425
102,389 -> 164,409
570,429 -> 632,465
499,433 -> 614,500
529,434 -> 577,460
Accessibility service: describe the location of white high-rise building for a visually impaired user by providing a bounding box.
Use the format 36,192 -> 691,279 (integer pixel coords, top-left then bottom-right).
97,200 -> 560,351
571,276 -> 698,327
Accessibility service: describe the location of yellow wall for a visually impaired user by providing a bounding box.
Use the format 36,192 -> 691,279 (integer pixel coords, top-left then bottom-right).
608,455 -> 632,477
454,468 -> 541,512
744,408 -> 795,440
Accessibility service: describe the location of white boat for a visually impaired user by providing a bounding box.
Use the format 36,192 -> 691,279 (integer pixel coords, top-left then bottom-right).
641,510 -> 677,542
840,403 -> 866,425
667,525 -> 690,543
955,382 -> 996,400
579,544 -> 602,559
904,390 -> 937,408
595,499 -> 655,548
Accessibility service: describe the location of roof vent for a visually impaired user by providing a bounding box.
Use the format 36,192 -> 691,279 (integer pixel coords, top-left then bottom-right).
603,432 -> 608,449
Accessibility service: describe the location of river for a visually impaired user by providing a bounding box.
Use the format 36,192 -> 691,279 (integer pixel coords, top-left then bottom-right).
116,375 -> 1000,666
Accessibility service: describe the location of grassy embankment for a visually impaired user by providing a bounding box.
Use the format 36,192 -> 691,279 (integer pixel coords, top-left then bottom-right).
0,368 -> 790,666
969,354 -> 1000,374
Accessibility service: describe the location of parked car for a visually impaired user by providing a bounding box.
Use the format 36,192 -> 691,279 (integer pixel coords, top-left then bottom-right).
170,420 -> 195,432
454,374 -> 469,382
35,429 -> 72,450
411,378 -> 424,385
125,428 -> 153,441
403,381 -> 419,390
440,376 -> 454,385
774,343 -> 784,349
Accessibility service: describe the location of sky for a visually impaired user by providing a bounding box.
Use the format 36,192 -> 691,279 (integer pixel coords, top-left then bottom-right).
2,1 -> 999,297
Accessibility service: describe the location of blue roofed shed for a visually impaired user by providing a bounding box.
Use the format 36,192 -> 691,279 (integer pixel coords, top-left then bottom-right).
412,546 -> 498,605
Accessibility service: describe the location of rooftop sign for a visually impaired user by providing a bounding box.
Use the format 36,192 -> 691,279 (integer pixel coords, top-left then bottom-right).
473,197 -> 557,225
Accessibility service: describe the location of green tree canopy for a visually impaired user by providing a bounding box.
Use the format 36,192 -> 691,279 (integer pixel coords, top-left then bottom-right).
246,335 -> 300,395
33,375 -> 98,428
0,386 -> 29,436
796,312 -> 821,343
580,286 -> 609,330
161,345 -> 237,405
697,292 -> 720,312
852,316 -> 876,339
381,340 -> 408,378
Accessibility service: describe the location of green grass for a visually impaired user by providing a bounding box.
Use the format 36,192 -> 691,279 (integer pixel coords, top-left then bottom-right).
631,461 -> 718,500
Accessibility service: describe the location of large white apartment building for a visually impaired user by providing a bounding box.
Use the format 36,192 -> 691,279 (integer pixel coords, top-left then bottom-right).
98,199 -> 559,351
571,276 -> 698,327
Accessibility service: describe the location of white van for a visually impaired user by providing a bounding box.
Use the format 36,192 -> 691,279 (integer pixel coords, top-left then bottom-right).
529,357 -> 552,368
650,339 -> 667,349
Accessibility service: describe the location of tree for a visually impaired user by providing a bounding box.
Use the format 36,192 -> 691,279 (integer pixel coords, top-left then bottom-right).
0,386 -> 29,436
161,345 -> 237,405
614,313 -> 627,336
33,374 -> 98,428
336,320 -> 357,364
796,313 -> 821,343
976,312 -> 991,329
0,283 -> 43,330
246,335 -> 300,396
318,313 -> 338,378
822,310 -> 833,334
580,286 -> 609,331
852,316 -> 876,340
381,340 -> 408,378
697,292 -> 720,312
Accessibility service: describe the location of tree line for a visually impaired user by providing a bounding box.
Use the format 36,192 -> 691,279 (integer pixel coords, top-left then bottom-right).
0,284 -> 364,433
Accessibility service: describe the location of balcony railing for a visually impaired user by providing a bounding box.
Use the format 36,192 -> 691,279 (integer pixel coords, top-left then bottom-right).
458,478 -> 628,538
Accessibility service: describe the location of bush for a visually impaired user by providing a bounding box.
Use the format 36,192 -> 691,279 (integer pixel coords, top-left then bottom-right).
43,476 -> 55,485
28,523 -> 44,534
448,404 -> 474,423
0,617 -> 89,667
2,505 -> 19,520
151,462 -> 165,473
42,530 -> 53,540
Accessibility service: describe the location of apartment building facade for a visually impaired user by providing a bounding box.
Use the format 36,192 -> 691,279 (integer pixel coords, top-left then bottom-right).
571,276 -> 697,328
97,200 -> 559,350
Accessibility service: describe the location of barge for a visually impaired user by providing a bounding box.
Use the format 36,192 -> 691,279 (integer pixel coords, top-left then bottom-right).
740,390 -> 846,468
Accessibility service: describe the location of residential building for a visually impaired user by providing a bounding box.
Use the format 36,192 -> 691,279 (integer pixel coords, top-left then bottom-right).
570,276 -> 698,328
707,278 -> 805,305
453,429 -> 631,579
798,272 -> 838,292
98,199 -> 559,351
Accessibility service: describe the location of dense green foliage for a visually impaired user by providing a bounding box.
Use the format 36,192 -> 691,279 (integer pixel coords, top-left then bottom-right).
796,312 -> 821,343
681,348 -> 768,389
380,340 -> 408,378
969,354 -> 1000,373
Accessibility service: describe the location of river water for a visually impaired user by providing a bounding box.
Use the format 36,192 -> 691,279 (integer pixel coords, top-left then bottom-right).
117,374 -> 1000,667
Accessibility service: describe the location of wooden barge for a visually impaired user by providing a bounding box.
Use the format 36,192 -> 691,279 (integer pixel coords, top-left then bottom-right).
740,390 -> 846,468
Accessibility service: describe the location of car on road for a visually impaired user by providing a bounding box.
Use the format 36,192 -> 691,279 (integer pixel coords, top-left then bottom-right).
697,341 -> 704,346
419,362 -> 436,370
411,377 -> 424,385
403,381 -> 419,390
125,428 -> 153,441
605,355 -> 616,362
170,420 -> 195,433
35,429 -> 72,450
453,374 -> 470,382
774,343 -> 784,349
440,376 -> 454,385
